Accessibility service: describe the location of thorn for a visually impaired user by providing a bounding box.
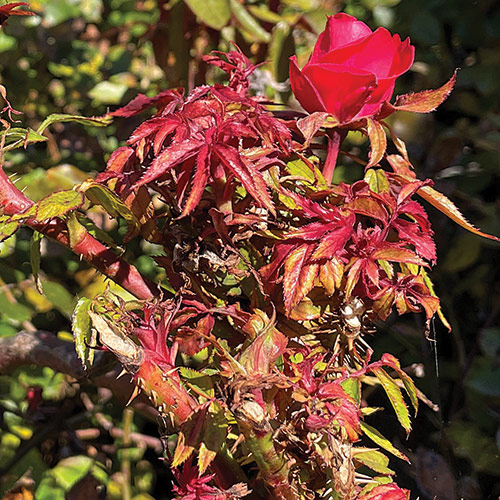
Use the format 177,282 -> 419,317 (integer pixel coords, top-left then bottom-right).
126,384 -> 141,406
117,368 -> 128,379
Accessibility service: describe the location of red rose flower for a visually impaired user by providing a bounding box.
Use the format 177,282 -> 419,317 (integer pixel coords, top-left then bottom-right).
289,13 -> 414,124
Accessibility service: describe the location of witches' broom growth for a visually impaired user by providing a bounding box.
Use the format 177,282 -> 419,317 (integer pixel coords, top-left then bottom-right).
1,29 -> 499,500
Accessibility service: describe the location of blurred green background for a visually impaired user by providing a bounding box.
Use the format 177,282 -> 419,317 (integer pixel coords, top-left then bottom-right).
0,0 -> 499,498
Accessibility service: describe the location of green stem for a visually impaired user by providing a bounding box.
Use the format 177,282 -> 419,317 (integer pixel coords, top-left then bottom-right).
234,399 -> 301,500
121,408 -> 133,500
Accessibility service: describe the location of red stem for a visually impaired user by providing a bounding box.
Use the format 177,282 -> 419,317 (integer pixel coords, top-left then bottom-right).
323,129 -> 346,185
0,168 -> 158,300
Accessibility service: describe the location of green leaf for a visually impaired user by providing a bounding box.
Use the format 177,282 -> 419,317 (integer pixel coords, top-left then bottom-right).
198,402 -> 228,474
80,180 -> 139,233
50,456 -> 94,490
371,367 -> 411,434
21,190 -> 84,222
184,0 -> 230,29
72,298 -> 95,369
88,81 -> 128,105
42,281 -> 75,318
0,127 -> 47,152
365,169 -> 390,193
37,113 -> 112,135
353,448 -> 395,475
0,216 -> 20,242
360,422 -> 409,462
230,0 -> 271,42
30,230 -> 43,293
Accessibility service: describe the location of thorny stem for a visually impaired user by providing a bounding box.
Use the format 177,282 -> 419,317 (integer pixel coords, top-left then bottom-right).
323,129 -> 346,186
0,167 -> 158,300
234,399 -> 301,500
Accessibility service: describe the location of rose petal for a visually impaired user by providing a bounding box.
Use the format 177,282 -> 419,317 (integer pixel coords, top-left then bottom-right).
309,13 -> 372,64
302,63 -> 376,122
289,55 -> 327,113
355,77 -> 396,119
388,35 -> 415,77
318,27 -> 398,79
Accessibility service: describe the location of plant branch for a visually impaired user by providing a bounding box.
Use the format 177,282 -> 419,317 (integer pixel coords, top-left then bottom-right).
0,167 -> 158,300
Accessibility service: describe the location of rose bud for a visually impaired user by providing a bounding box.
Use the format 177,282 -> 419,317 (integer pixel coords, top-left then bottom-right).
289,13 -> 414,124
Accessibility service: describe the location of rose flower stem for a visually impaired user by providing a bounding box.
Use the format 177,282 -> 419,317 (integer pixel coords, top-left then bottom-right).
323,129 -> 347,185
0,167 -> 157,300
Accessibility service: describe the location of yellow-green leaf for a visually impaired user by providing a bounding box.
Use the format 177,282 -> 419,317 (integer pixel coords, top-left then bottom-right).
371,367 -> 411,434
72,297 -> 95,369
80,180 -> 139,234
30,230 -> 43,293
37,113 -> 112,135
184,0 -> 230,29
230,0 -> 270,42
360,422 -> 409,462
365,169 -> 390,194
352,448 -> 395,475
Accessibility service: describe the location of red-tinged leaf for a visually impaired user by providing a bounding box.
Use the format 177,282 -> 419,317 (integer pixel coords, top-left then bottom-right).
283,245 -> 316,313
0,2 -> 35,22
128,117 -> 173,145
386,155 -> 415,178
135,139 -> 203,187
373,288 -> 395,320
319,257 -> 344,295
397,179 -> 431,205
103,146 -> 134,174
366,118 -> 387,168
394,71 -> 457,113
317,382 -> 355,403
312,219 -> 354,260
345,258 -> 364,298
260,242 -> 295,283
198,402 -> 227,474
110,88 -> 183,117
288,221 -> 330,240
181,144 -> 211,216
421,268 -> 452,332
296,112 -> 329,147
240,311 -> 288,374
371,245 -> 427,266
417,184 -> 500,243
345,197 -> 388,222
214,144 -> 275,216
392,218 -> 436,262
360,422 -> 410,462
358,483 -> 410,500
